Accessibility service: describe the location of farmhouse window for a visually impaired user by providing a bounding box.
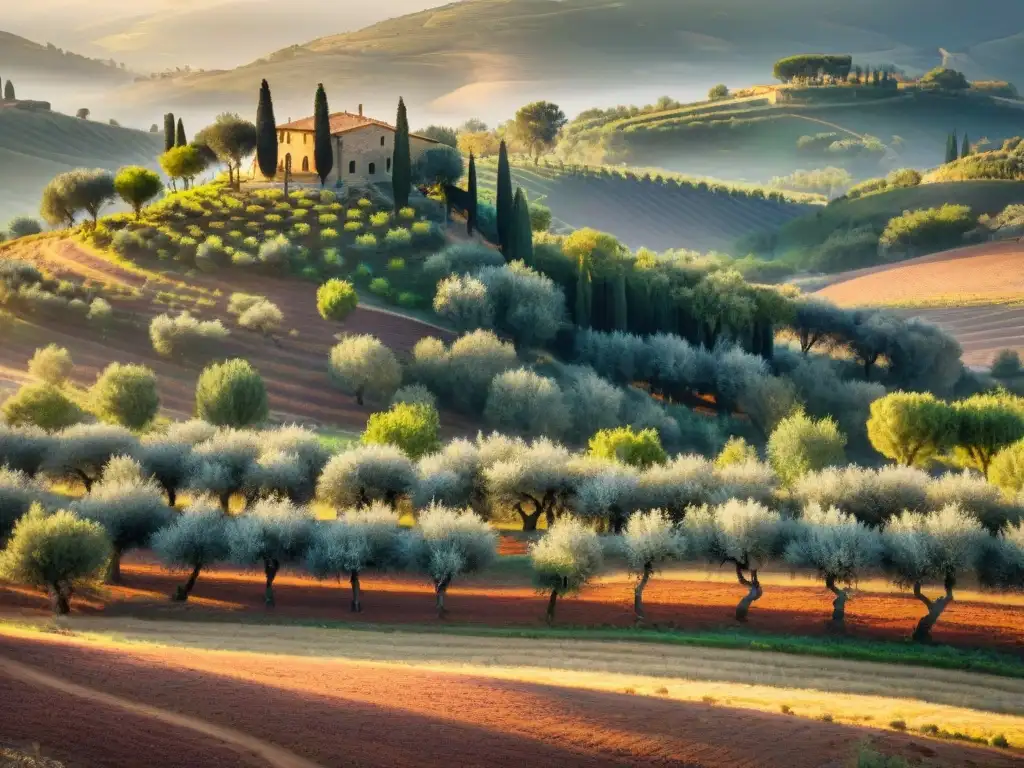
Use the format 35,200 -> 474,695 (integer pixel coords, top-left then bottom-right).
302,157 -> 310,172
349,160 -> 356,174
369,162 -> 376,175
387,158 -> 392,172
380,136 -> 385,146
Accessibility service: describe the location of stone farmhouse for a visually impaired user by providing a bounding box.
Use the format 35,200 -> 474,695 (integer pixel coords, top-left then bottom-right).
268,105 -> 439,185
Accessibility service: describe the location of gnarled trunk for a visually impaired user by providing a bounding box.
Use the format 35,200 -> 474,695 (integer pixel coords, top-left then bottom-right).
634,562 -> 653,622
218,492 -> 232,514
166,487 -> 177,509
517,505 -> 541,532
350,570 -> 362,612
106,546 -> 123,585
172,563 -> 202,602
912,576 -> 954,643
734,564 -> 763,622
824,574 -> 848,631
263,558 -> 279,607
75,469 -> 94,494
545,588 -> 559,625
49,582 -> 70,615
434,575 -> 451,618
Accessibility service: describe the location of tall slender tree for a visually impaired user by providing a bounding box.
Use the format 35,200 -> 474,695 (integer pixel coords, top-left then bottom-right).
3,80 -> 15,101
392,97 -> 411,211
175,118 -> 187,147
313,84 -> 333,187
255,79 -> 279,180
466,152 -> 478,236
961,132 -> 971,158
575,258 -> 592,328
612,271 -> 628,331
511,187 -> 533,266
163,113 -> 176,153
496,140 -> 514,257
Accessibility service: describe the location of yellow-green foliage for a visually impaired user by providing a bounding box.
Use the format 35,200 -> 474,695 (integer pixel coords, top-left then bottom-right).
317,278 -> 358,321
357,198 -> 373,209
344,221 -> 363,232
715,436 -> 759,468
866,392 -> 954,467
1,383 -> 83,430
346,209 -> 364,221
588,426 -> 667,468
768,409 -> 846,485
398,207 -> 416,220
370,212 -> 391,227
362,402 -> 440,458
879,204 -> 975,253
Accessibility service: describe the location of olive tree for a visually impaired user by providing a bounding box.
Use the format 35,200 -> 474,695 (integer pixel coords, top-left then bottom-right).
44,424 -> 140,492
28,344 -> 73,387
400,503 -> 497,616
793,464 -> 930,527
71,456 -> 173,582
414,438 -> 491,513
195,359 -> 268,428
950,393 -> 1024,477
867,392 -> 954,468
113,166 -> 163,219
237,300 -> 284,340
484,368 -> 568,439
227,497 -> 314,606
433,274 -> 493,332
151,500 -> 230,601
362,402 -> 440,459
317,444 -> 416,508
587,426 -> 667,469
530,517 -> 603,624
257,425 -> 330,502
306,503 -> 402,611
622,509 -> 686,621
1,383 -> 83,431
188,428 -> 261,512
882,504 -> 988,642
926,470 -> 1022,533
980,522 -> 1024,591
0,505 -> 110,614
484,439 -> 574,530
767,409 -> 846,486
785,504 -> 882,630
572,463 -> 642,533
138,438 -> 193,507
0,425 -> 52,477
89,363 -> 160,431
0,466 -> 42,543
475,262 -> 565,347
990,439 -> 1024,497
684,499 -> 785,621
327,335 -> 402,406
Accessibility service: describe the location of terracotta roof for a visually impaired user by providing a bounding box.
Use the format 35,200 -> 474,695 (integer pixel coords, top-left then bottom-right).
277,111 -> 439,143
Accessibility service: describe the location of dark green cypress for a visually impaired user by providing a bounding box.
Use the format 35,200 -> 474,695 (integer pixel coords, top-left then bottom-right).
961,132 -> 971,158
175,118 -> 187,147
3,80 -> 14,101
255,79 -> 278,179
951,129 -> 959,163
575,260 -> 592,328
163,113 -> 176,153
392,97 -> 411,211
496,140 -> 514,256
612,272 -> 628,331
467,152 -> 478,236
313,83 -> 333,187
511,187 -> 533,266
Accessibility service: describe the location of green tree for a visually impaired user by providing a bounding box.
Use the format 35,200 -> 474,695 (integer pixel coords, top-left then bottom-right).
194,113 -> 257,190
715,436 -> 759,468
509,187 -> 534,266
89,363 -> 160,431
3,80 -> 15,101
195,359 -> 268,427
176,118 -> 187,147
990,439 -> 1024,496
362,402 -> 440,459
768,409 -> 846,485
0,505 -> 110,614
114,166 -> 163,219
316,278 -> 358,321
159,145 -> 207,192
866,392 -> 954,467
513,101 -> 567,165
392,97 -> 411,212
327,335 -> 402,406
588,426 -> 667,469
255,79 -> 278,179
575,258 -> 592,328
417,125 -> 458,147
496,140 -> 513,256
467,152 -> 478,235
1,383 -> 83,430
612,271 -> 628,330
163,113 -> 176,153
531,518 -> 603,624
961,132 -> 971,158
28,344 -> 73,387
313,83 -> 333,186
708,84 -> 729,100
152,502 -> 229,601
951,393 -> 1024,477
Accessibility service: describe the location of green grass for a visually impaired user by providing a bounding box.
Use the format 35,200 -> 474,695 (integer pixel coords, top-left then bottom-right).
313,426 -> 361,452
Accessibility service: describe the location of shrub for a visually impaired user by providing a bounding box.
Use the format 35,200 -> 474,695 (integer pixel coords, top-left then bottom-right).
423,243 -> 504,281
880,205 -> 975,255
227,498 -> 314,605
588,426 -> 667,469
111,229 -> 147,257
768,410 -> 846,485
475,262 -> 565,347
410,330 -> 518,412
433,275 -> 494,331
529,203 -> 552,233
317,444 -> 416,508
384,228 -> 412,248
369,212 -> 390,227
391,384 -> 437,410
320,227 -> 339,241
886,168 -> 923,188
257,234 -> 295,268
990,439 -> 1024,496
323,248 -> 343,268
0,466 -> 42,542
149,311 -> 229,358
400,503 -> 497,615
357,198 -> 372,209
305,502 -> 401,611
6,216 -> 43,239
236,300 -> 283,337
397,292 -> 421,308
363,402 -> 440,459
398,207 -> 416,220
387,258 -> 405,272
354,263 -> 373,279
991,349 -> 1022,379
369,277 -> 391,297
355,233 -> 378,250
715,436 -> 758,468
0,505 -> 110,614
231,251 -> 255,266
531,518 -> 603,623
327,335 -> 402,406
622,509 -> 685,620
1,383 -> 83,430
316,278 -> 358,322
346,209 -> 364,221
89,363 -> 160,430
292,223 -> 312,237
411,221 -> 433,238
28,344 -> 73,386
151,501 -> 230,601
195,359 -> 268,428
485,369 -> 568,439
344,221 -> 363,233
793,465 -> 930,527
87,298 -> 113,327
319,213 -> 339,225
227,292 -> 265,316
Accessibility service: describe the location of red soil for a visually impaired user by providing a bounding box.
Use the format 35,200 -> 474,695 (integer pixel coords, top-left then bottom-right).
3,555 -> 1022,653
0,631 -> 1015,768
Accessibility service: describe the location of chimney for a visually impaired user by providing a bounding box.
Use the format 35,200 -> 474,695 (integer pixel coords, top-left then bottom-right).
358,104 -> 363,117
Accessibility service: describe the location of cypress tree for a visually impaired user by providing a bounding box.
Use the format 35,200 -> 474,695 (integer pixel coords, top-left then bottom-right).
175,118 -> 187,147
467,152 -> 478,236
612,272 -> 628,331
496,140 -> 514,257
392,97 -> 411,211
575,259 -> 592,328
511,187 -> 533,267
951,129 -> 959,163
3,80 -> 14,101
255,79 -> 279,179
313,83 -> 333,187
163,113 -> 176,153
961,132 -> 971,158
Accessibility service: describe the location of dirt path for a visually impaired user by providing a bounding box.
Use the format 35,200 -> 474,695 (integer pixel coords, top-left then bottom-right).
0,652 -> 322,768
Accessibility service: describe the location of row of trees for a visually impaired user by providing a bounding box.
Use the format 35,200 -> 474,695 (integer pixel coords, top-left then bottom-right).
944,129 -> 973,164
40,167 -> 164,227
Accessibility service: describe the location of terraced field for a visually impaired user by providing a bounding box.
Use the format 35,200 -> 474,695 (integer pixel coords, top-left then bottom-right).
475,162 -> 814,253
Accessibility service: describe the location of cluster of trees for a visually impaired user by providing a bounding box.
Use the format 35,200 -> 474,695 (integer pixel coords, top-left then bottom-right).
39,167 -> 164,228
773,55 -> 853,84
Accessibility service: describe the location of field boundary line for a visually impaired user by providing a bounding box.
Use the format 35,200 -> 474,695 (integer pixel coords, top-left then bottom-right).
0,653 -> 323,768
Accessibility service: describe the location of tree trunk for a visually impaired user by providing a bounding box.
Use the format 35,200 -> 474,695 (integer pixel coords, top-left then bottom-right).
75,469 -> 94,494
546,588 -> 559,625
634,562 -> 653,622
350,570 -> 362,612
263,558 -> 279,607
166,486 -> 177,509
734,565 -> 763,622
824,574 -> 848,631
356,389 -> 365,407
106,547 -> 123,585
912,577 -> 954,643
518,507 -> 541,532
49,583 -> 70,615
173,564 -> 202,602
434,576 -> 451,618
219,492 -> 232,514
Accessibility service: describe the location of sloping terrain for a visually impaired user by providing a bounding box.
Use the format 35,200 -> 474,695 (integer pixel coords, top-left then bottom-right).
476,162 -> 813,253
0,107 -> 164,224
0,30 -> 132,83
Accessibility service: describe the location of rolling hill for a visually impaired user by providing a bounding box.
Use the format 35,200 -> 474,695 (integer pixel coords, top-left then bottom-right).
108,0 -> 1024,126
0,30 -> 133,83
0,108 -> 164,226
476,161 -> 815,253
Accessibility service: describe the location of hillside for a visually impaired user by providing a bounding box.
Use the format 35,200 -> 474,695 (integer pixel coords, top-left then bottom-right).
109,0 -> 1024,124
0,108 -> 164,225
0,30 -> 132,83
477,162 -> 815,253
